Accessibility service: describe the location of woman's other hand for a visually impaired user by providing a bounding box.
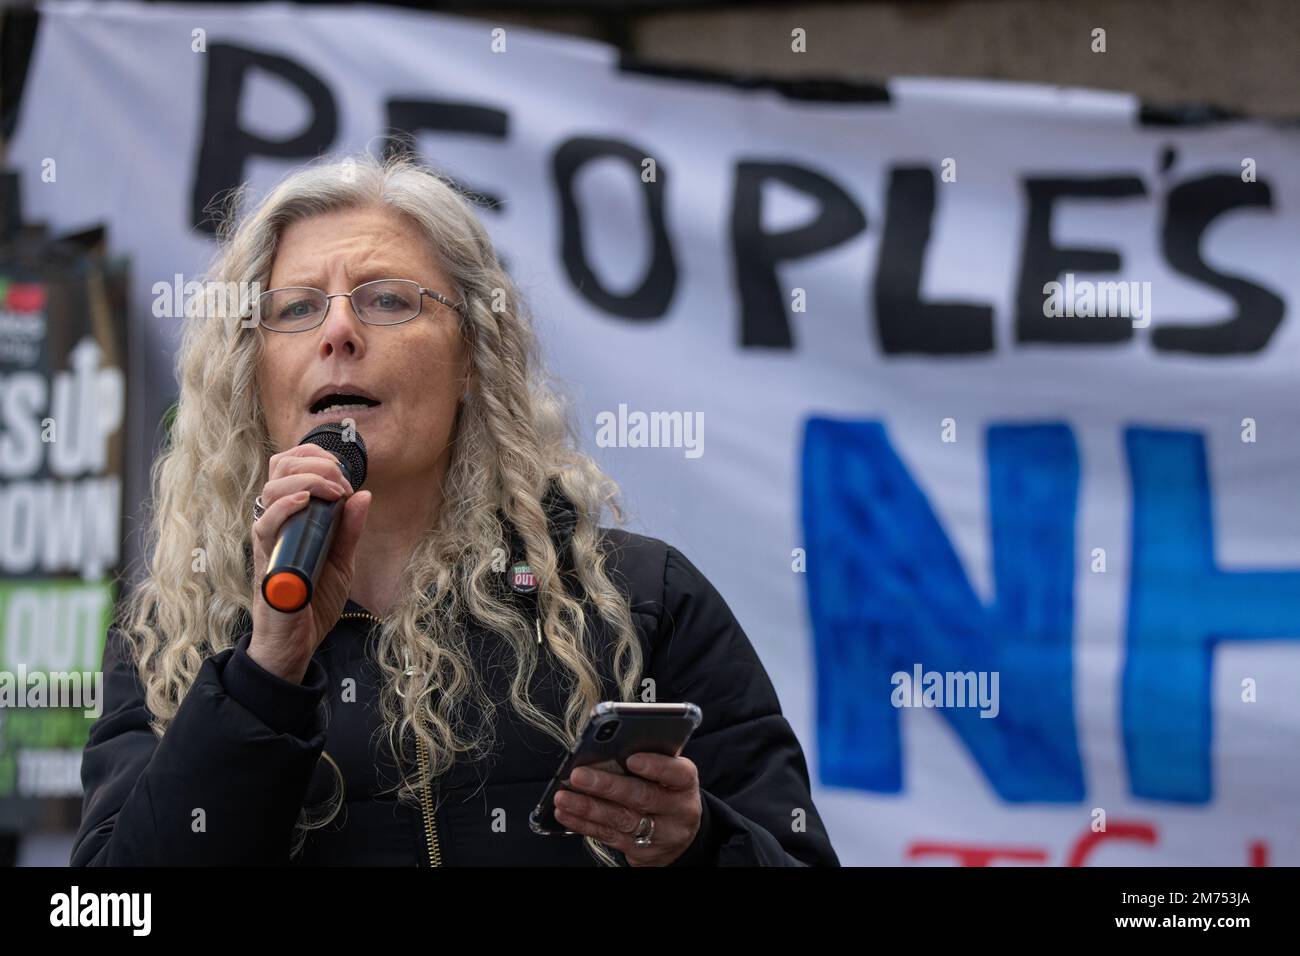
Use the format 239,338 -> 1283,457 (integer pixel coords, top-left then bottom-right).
554,753 -> 704,866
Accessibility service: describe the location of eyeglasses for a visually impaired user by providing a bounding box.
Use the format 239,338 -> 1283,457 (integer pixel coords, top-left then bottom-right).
255,278 -> 461,333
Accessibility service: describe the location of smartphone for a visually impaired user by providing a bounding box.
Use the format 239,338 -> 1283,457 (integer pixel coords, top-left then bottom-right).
529,701 -> 703,835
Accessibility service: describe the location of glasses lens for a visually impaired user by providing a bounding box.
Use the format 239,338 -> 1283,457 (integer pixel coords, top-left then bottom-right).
260,288 -> 326,331
354,279 -> 421,325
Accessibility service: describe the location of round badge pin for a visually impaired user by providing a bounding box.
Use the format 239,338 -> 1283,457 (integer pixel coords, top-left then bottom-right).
510,562 -> 537,594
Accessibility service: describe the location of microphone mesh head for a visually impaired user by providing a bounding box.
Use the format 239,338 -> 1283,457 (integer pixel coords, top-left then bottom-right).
300,422 -> 368,489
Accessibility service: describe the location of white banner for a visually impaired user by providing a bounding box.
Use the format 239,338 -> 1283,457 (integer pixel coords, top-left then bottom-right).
10,0 -> 1300,865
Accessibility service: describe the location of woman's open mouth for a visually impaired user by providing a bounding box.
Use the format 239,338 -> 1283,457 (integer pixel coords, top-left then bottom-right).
307,393 -> 383,419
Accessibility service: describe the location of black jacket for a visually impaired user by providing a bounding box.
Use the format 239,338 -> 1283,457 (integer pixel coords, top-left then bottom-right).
72,487 -> 839,866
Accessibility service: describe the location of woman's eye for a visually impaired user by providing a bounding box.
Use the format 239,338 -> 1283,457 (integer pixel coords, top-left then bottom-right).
372,293 -> 407,310
281,300 -> 314,318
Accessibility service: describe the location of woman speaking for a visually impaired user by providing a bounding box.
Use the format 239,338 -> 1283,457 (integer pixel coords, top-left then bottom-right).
72,153 -> 839,867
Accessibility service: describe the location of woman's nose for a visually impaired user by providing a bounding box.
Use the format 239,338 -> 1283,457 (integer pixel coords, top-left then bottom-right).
318,294 -> 366,357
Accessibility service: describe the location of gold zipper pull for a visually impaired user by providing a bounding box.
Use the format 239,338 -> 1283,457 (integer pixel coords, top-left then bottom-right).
535,615 -> 543,646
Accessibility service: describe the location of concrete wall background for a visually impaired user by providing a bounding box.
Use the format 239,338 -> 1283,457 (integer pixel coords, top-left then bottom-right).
474,0 -> 1299,118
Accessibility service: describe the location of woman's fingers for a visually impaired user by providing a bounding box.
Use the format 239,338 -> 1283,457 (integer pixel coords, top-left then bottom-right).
261,472 -> 349,508
560,764 -> 703,865
268,448 -> 355,493
329,490 -> 372,571
267,442 -> 340,472
554,789 -> 643,835
566,766 -> 673,813
552,793 -> 690,863
554,785 -> 702,866
553,807 -> 632,850
250,489 -> 312,574
267,447 -> 356,494
624,753 -> 699,791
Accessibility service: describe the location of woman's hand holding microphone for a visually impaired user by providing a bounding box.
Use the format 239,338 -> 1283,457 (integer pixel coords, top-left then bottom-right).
248,443 -> 371,683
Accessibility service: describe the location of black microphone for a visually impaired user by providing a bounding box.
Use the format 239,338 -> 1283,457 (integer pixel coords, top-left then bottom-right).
261,422 -> 368,613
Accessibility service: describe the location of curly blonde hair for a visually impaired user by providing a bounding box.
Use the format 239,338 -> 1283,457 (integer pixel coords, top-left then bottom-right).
119,152 -> 643,865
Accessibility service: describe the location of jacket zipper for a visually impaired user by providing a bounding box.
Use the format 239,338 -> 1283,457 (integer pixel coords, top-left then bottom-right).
339,610 -> 442,867
413,733 -> 442,866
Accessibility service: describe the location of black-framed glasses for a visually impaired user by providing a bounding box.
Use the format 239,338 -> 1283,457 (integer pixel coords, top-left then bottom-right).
255,278 -> 461,333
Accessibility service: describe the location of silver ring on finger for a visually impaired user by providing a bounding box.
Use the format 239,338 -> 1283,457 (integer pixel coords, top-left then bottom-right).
252,495 -> 266,521
632,814 -> 655,847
